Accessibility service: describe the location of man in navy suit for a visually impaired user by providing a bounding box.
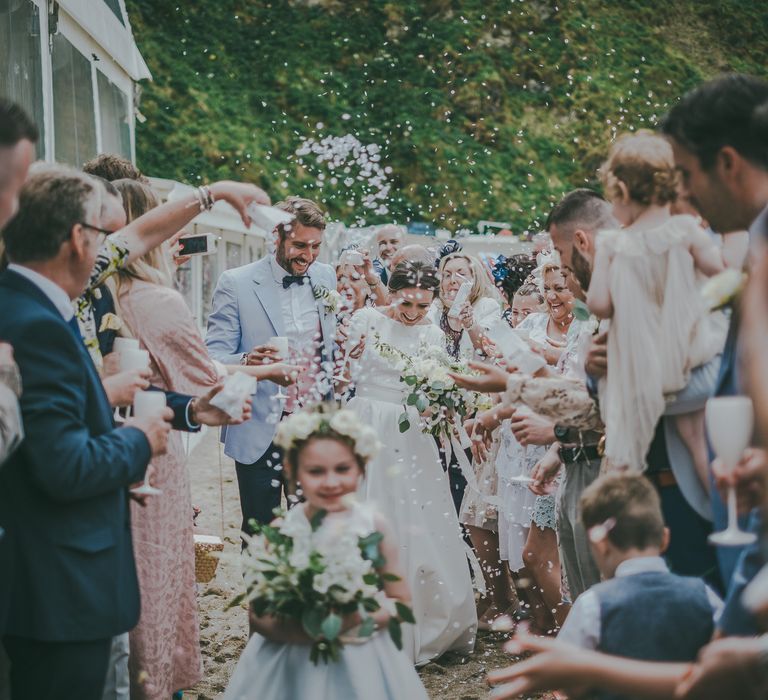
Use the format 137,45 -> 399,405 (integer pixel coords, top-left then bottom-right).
661,73 -> 768,636
0,165 -> 174,700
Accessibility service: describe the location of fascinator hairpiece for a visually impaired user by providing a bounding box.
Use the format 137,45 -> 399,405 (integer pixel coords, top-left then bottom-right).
435,239 -> 463,267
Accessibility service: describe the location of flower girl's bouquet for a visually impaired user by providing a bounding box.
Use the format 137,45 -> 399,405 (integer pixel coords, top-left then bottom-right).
239,514 -> 412,664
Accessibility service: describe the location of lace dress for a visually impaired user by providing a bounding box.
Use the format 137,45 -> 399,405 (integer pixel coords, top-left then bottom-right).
223,504 -> 429,700
344,307 -> 477,666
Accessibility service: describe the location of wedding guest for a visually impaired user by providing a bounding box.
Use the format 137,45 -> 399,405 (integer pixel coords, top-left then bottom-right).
588,131 -> 727,478
491,253 -> 537,326
0,344 -> 22,466
559,473 -> 722,669
110,179 -> 296,700
463,275 -> 542,630
390,243 -> 435,270
547,188 -> 722,588
371,223 -> 405,284
83,153 -> 147,184
0,164 -> 173,700
429,251 -> 501,517
661,73 -> 768,633
206,197 -> 336,531
430,251 -> 500,361
488,628 -> 768,700
0,99 -> 36,470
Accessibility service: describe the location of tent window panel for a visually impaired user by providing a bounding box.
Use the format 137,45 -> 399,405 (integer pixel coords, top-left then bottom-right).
97,71 -> 131,158
52,33 -> 97,166
0,0 -> 45,157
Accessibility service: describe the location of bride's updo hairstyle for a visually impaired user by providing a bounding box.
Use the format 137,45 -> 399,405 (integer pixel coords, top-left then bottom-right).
387,260 -> 439,294
275,403 -> 382,483
599,130 -> 678,207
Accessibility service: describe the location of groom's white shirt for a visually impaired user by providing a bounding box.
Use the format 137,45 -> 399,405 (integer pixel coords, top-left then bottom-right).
205,254 -> 337,464
267,255 -> 319,356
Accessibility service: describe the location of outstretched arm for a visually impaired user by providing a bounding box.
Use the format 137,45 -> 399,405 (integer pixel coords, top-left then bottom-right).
119,181 -> 270,265
688,225 -> 726,277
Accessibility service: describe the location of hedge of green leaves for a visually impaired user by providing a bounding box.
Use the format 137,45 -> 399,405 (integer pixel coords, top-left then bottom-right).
127,0 -> 768,232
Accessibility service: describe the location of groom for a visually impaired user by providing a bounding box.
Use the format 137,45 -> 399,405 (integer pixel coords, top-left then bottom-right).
206,197 -> 336,533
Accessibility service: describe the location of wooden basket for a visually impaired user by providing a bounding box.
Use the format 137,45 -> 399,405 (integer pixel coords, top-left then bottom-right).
194,534 -> 224,584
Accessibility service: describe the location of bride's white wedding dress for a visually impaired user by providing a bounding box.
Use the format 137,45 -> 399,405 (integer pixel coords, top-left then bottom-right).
345,307 -> 477,666
222,504 -> 428,700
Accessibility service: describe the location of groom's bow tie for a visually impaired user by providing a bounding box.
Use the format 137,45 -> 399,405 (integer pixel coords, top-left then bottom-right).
282,274 -> 309,289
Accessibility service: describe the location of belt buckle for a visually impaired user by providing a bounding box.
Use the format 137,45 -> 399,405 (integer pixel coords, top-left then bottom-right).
597,435 -> 606,457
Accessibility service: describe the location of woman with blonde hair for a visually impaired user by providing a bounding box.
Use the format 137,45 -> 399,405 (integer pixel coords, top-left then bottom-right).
110,179 -> 297,700
429,252 -> 501,361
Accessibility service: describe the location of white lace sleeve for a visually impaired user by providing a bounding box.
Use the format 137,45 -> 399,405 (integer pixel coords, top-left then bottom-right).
505,373 -> 603,430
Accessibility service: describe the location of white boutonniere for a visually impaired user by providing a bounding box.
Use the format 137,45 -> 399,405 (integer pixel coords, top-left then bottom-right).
313,285 -> 341,314
702,269 -> 747,311
98,312 -> 123,333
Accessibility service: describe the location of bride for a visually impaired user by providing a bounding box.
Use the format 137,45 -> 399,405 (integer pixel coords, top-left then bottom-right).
342,261 -> 477,666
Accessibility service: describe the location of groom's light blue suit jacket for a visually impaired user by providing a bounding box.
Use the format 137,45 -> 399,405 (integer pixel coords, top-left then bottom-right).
205,256 -> 337,464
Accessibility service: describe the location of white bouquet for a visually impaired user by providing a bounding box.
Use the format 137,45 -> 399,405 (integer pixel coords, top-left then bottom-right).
238,506 -> 413,664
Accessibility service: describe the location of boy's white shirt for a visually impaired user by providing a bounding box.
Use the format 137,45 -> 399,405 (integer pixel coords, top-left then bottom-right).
557,556 -> 723,649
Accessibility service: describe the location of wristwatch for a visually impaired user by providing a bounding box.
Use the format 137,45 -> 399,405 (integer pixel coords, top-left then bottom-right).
554,423 -> 572,443
240,352 -> 249,365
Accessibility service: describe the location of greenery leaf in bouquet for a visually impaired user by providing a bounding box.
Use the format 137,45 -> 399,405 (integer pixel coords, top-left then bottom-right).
382,572 -> 401,582
321,612 -> 343,641
395,601 -> 416,624
406,393 -> 419,406
415,396 -> 429,413
357,615 -> 376,638
403,374 -> 417,386
388,617 -> 403,650
309,508 -> 327,531
431,380 -> 445,391
302,607 -> 324,639
359,531 -> 385,567
361,597 -> 381,612
398,413 -> 410,433
572,299 -> 591,321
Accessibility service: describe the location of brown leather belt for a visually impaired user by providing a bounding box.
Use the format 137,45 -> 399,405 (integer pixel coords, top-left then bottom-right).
646,469 -> 677,489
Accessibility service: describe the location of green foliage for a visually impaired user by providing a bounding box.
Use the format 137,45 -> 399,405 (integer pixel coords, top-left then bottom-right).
127,0 -> 768,231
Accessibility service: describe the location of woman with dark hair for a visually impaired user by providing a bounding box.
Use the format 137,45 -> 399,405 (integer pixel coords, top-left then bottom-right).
493,253 -> 538,326
341,261 -> 477,666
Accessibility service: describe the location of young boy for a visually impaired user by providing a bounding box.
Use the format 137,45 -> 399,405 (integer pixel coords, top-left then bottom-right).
558,473 -> 722,674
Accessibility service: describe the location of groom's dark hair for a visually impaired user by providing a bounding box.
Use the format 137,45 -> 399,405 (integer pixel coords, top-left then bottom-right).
275,197 -> 326,238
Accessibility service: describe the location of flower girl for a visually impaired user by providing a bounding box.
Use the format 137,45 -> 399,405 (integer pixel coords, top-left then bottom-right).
588,131 -> 727,477
223,405 -> 428,700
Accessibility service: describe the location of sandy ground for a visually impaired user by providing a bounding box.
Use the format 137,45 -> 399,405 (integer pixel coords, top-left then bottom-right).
185,427 -> 547,700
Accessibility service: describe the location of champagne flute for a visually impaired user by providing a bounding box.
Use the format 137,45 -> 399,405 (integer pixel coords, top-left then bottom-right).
270,336 -> 290,401
706,396 -> 757,546
119,349 -> 151,419
130,390 -> 165,497
112,338 -> 140,421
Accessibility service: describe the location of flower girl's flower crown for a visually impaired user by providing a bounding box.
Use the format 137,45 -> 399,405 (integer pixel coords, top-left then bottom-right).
275,404 -> 382,461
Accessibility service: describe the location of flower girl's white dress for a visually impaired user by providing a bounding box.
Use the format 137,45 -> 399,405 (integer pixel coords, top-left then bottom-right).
344,307 -> 477,666
223,504 -> 429,700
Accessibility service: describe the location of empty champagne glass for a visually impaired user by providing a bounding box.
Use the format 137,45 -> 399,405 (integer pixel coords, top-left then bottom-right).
706,396 -> 757,546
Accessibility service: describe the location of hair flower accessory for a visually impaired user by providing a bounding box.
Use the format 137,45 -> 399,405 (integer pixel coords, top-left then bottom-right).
275,404 -> 381,461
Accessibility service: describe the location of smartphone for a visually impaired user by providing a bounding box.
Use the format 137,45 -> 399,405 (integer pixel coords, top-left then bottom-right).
178,233 -> 217,256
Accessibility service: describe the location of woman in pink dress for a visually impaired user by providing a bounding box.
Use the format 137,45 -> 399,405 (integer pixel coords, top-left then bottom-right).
111,179 -> 295,700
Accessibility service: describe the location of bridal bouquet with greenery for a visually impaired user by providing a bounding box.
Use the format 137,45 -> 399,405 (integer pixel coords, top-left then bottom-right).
373,337 -> 487,438
237,505 -> 414,664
